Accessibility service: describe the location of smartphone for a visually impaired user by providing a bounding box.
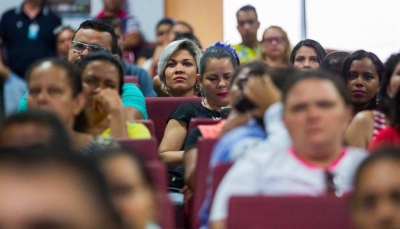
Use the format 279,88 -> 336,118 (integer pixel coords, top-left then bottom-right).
220,106 -> 232,119
234,96 -> 255,113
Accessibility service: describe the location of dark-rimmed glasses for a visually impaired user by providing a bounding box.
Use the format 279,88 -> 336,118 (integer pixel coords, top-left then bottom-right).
261,37 -> 284,44
70,41 -> 109,53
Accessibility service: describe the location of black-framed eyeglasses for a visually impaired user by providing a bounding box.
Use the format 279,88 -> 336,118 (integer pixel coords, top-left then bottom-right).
70,41 -> 110,53
261,37 -> 284,44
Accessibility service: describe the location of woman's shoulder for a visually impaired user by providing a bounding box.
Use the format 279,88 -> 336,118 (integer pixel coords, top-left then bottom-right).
351,110 -> 375,129
169,102 -> 201,120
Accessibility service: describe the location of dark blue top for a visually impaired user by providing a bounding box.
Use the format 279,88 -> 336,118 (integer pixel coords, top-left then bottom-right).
0,4 -> 61,77
123,61 -> 157,97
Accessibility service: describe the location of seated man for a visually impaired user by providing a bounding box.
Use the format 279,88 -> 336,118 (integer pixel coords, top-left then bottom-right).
209,70 -> 368,229
18,19 -> 148,120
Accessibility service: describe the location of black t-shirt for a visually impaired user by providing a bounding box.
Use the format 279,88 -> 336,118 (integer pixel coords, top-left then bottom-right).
184,127 -> 202,150
168,102 -> 221,125
0,5 -> 61,77
167,102 -> 220,191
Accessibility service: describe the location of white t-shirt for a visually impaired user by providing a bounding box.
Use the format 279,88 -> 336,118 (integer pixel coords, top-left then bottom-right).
209,146 -> 367,222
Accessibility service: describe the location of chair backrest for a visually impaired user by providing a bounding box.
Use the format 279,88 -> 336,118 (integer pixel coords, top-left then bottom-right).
188,118 -> 221,132
145,160 -> 175,229
118,138 -> 158,161
190,138 -> 218,229
227,196 -> 352,229
211,162 -> 233,198
124,75 -> 139,87
145,97 -> 202,143
134,119 -> 156,138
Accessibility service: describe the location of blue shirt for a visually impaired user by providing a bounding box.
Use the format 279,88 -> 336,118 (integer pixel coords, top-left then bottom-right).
123,61 -> 157,97
4,71 -> 27,116
199,119 -> 266,227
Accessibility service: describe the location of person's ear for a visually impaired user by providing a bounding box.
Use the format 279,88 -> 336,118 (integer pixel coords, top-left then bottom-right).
73,92 -> 87,116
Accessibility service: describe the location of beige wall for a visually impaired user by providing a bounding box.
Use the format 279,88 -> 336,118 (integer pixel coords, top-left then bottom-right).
165,0 -> 223,49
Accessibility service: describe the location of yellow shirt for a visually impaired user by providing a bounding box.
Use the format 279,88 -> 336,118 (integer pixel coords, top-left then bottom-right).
101,122 -> 151,139
232,43 -> 260,64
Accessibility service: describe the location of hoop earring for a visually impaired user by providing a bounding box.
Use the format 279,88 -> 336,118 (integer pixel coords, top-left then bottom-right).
161,83 -> 171,95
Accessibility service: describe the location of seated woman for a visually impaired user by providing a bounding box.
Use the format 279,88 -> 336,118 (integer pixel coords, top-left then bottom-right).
290,39 -> 326,70
154,38 -> 202,97
94,148 -> 159,229
259,26 -> 291,67
158,42 -> 239,170
75,51 -> 151,139
182,61 -> 268,196
344,51 -> 393,149
369,84 -> 400,150
26,58 -> 117,154
341,50 -> 383,115
209,69 -> 368,229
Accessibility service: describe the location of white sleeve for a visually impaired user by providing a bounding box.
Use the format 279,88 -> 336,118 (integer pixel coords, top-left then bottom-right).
262,102 -> 291,149
208,157 -> 260,223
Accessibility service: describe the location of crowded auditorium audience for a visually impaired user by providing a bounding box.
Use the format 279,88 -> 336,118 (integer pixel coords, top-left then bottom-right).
1,2 -> 400,229
209,70 -> 367,228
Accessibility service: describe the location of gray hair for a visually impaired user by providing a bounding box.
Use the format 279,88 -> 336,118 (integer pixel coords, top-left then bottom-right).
157,38 -> 202,84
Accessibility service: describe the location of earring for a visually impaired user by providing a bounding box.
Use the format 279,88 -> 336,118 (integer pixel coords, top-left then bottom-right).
161,83 -> 171,95
194,83 -> 201,92
376,95 -> 379,106
200,88 -> 207,106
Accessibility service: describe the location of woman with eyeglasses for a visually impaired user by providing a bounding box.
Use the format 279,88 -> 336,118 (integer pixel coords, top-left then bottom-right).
259,26 -> 291,67
290,39 -> 326,70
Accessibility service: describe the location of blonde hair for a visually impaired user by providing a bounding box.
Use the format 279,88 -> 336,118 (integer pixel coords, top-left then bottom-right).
260,26 -> 291,65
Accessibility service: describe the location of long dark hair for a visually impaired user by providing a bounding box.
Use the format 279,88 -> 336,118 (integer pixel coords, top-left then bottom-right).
290,39 -> 326,65
341,50 -> 384,111
379,53 -> 400,115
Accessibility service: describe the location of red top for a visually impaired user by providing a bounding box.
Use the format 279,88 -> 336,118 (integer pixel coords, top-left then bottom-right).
369,126 -> 400,151
96,10 -> 128,19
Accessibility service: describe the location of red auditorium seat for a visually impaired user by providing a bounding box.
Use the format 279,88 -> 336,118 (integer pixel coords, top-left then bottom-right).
145,97 -> 202,143
145,160 -> 175,229
188,118 -> 220,132
211,162 -> 233,200
227,196 -> 352,229
118,137 -> 158,161
186,138 -> 217,229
